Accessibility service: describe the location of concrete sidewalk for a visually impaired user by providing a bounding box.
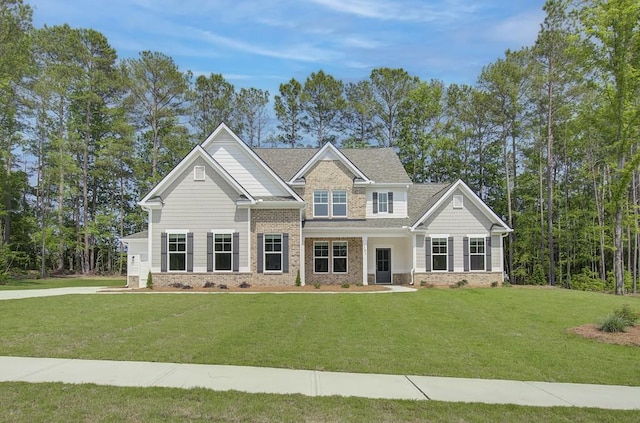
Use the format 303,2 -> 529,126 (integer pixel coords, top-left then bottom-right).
0,286 -> 104,301
1,356 -> 638,410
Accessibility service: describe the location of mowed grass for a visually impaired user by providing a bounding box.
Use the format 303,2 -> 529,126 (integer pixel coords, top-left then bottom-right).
1,382 -> 637,423
0,288 -> 638,385
0,276 -> 125,290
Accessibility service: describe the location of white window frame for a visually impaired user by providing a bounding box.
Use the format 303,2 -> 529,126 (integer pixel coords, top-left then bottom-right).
167,230 -> 188,272
332,190 -> 348,217
377,192 -> 389,214
453,194 -> 463,209
332,241 -> 348,273
264,233 -> 283,273
313,190 -> 329,217
431,237 -> 448,272
313,241 -> 329,274
469,236 -> 486,271
213,232 -> 233,272
194,165 -> 205,181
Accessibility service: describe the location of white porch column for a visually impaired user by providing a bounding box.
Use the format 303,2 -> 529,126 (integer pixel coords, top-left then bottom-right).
299,210 -> 305,286
362,235 -> 368,285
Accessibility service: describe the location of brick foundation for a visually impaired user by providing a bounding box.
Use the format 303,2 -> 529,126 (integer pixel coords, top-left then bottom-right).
414,272 -> 502,287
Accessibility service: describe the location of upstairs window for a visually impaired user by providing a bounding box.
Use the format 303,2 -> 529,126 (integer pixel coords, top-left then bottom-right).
313,190 -> 329,217
378,192 -> 388,213
332,190 -> 347,217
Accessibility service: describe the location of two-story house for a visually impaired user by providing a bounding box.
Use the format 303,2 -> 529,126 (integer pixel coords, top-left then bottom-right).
122,123 -> 511,288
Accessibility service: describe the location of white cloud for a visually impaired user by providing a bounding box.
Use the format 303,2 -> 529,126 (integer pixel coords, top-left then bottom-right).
487,10 -> 545,47
307,0 -> 476,22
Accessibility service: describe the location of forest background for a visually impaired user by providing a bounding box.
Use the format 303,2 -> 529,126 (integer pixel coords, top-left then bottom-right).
1,0 -> 639,295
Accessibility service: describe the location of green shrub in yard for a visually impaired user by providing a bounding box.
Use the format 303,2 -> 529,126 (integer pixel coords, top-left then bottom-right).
599,314 -> 628,333
491,281 -> 498,288
450,279 -> 468,289
341,283 -> 350,289
313,282 -> 321,289
295,270 -> 301,287
146,272 -> 153,289
614,304 -> 639,327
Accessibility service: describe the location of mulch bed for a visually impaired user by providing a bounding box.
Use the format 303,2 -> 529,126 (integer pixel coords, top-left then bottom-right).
128,284 -> 388,293
567,324 -> 640,347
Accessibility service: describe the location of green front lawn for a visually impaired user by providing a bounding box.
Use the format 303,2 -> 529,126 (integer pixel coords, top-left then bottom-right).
0,277 -> 125,290
0,288 -> 638,385
1,382 -> 636,423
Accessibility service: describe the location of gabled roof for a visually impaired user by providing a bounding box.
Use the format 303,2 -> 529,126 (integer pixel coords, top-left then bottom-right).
120,230 -> 148,241
200,123 -> 303,201
410,179 -> 512,232
288,143 -> 370,183
254,147 -> 411,184
139,145 -> 254,206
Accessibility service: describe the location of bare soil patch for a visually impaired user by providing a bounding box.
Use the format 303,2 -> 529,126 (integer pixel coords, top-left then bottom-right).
129,284 -> 388,293
568,324 -> 640,347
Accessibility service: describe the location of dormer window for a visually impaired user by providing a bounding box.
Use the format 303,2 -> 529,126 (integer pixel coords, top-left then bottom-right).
194,166 -> 205,181
373,192 -> 393,214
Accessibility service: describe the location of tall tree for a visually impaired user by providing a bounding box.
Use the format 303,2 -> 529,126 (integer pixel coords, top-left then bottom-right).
274,78 -> 303,147
190,73 -> 235,139
123,51 -> 190,186
369,67 -> 419,147
236,87 -> 269,147
342,80 -> 378,147
300,70 -> 345,146
580,0 -> 640,294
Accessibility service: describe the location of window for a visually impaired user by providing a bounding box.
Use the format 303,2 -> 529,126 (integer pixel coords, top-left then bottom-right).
264,234 -> 282,272
314,190 -> 329,217
194,165 -> 205,181
470,237 -> 485,270
378,192 -> 388,213
214,233 -> 232,271
314,241 -> 329,273
333,241 -> 348,273
168,233 -> 187,271
332,191 -> 347,217
453,195 -> 463,209
432,238 -> 447,271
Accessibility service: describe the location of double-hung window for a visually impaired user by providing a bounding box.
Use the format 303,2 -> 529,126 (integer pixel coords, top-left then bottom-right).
264,234 -> 282,272
333,241 -> 348,273
431,238 -> 447,271
168,233 -> 187,271
469,237 -> 485,270
314,190 -> 329,217
332,190 -> 347,217
214,233 -> 232,271
314,241 -> 329,273
377,192 -> 388,213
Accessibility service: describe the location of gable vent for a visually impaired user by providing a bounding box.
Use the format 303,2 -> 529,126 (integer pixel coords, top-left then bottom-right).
453,195 -> 463,209
194,166 -> 205,181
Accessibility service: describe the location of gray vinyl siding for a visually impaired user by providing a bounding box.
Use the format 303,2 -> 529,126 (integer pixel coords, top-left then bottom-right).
151,156 -> 249,272
204,131 -> 288,197
415,235 -> 426,271
423,188 -> 501,273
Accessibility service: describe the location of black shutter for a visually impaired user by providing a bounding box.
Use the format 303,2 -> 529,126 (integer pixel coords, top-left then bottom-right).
257,233 -> 263,273
282,233 -> 289,273
373,192 -> 378,214
425,237 -> 431,272
233,232 -> 240,272
486,236 -> 492,271
160,232 -> 167,272
207,233 -> 213,272
388,192 -> 393,214
187,232 -> 193,272
448,236 -> 454,272
463,236 -> 469,272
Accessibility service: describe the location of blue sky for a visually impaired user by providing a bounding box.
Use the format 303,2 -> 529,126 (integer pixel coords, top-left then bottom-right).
31,0 -> 546,95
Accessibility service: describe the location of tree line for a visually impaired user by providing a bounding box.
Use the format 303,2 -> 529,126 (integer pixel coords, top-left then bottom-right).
1,0 -> 639,295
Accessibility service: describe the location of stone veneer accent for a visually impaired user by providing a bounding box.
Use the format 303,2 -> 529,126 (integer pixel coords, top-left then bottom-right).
127,275 -> 139,288
295,160 -> 366,219
305,237 -> 363,285
414,272 -> 502,287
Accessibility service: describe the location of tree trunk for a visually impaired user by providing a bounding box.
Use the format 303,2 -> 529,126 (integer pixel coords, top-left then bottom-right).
546,80 -> 555,286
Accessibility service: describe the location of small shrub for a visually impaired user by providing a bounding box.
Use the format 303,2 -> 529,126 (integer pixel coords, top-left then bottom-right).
295,270 -> 301,287
146,272 -> 153,289
341,283 -> 350,289
599,314 -> 628,333
219,284 -> 228,290
503,280 -> 512,287
169,282 -> 184,289
450,279 -> 468,289
203,282 -> 215,288
419,280 -> 427,287
614,304 -> 639,327
313,282 -> 321,289
181,284 -> 193,290
239,281 -> 251,288
356,283 -> 363,287
491,281 -> 499,288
